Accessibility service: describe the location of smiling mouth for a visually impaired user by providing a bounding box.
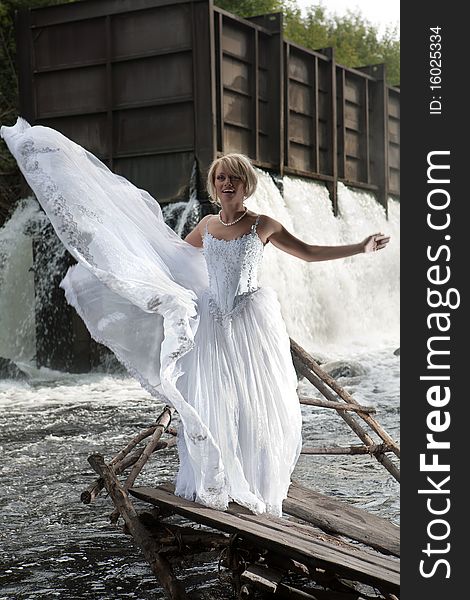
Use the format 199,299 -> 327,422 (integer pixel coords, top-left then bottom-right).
222,189 -> 235,193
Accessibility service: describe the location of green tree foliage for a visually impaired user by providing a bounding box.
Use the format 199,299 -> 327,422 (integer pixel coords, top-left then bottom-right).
215,0 -> 285,15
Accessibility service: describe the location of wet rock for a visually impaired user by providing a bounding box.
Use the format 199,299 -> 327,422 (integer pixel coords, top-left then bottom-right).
0,356 -> 29,379
322,360 -> 367,379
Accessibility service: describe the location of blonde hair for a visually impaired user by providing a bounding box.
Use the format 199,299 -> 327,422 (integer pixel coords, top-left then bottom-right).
206,153 -> 258,206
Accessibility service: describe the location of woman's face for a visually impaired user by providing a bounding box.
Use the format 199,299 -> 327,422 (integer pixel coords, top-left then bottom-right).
214,165 -> 246,205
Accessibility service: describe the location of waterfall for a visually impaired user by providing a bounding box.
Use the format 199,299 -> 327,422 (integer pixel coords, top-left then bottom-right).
0,197 -> 68,368
162,161 -> 201,237
248,171 -> 399,353
0,172 -> 399,372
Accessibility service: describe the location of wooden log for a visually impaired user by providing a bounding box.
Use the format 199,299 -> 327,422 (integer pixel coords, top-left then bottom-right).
291,339 -> 400,459
123,406 -> 173,490
88,454 -> 188,600
262,551 -> 359,597
111,406 -> 174,466
293,357 -> 400,483
108,406 -> 174,523
241,564 -> 283,592
299,396 -> 376,414
240,564 -> 359,600
81,436 -> 177,504
301,444 -> 392,455
125,516 -> 230,555
277,583 -> 338,600
240,583 -> 256,598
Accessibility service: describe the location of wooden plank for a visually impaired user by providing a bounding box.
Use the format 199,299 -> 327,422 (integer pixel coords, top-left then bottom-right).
242,565 -> 357,600
241,564 -> 283,592
227,507 -> 398,573
129,485 -> 399,592
284,482 -> 399,557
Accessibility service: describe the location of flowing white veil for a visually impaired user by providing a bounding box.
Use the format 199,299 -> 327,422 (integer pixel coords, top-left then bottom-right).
1,117 -> 228,506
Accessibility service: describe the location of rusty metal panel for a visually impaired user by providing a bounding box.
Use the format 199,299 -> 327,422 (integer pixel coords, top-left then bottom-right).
39,114 -> 109,156
285,47 -> 316,173
344,77 -> 363,104
18,0 -> 214,211
114,104 -> 194,155
222,55 -> 250,93
388,89 -> 400,195
388,92 -> 400,119
290,113 -> 312,147
289,81 -> 313,116
223,91 -> 251,129
344,101 -> 362,129
222,20 -> 252,58
30,0 -> 195,26
224,124 -> 251,155
113,53 -> 193,107
318,87 -> 330,118
259,99 -> 269,133
218,16 -> 255,158
344,157 -> 362,182
115,152 -> 194,202
344,129 -> 362,159
289,142 -> 314,172
33,18 -> 106,70
288,51 -> 310,82
35,67 -> 107,117
215,9 -> 283,168
318,118 -> 329,146
112,4 -> 192,57
258,68 -> 268,98
388,117 -> 399,141
342,71 -> 368,183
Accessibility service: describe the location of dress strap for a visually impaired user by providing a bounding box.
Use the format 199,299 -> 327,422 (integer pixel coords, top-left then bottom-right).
204,219 -> 209,236
252,214 -> 261,233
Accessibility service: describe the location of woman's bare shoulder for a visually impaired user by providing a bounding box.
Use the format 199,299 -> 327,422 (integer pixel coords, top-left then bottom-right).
257,214 -> 282,238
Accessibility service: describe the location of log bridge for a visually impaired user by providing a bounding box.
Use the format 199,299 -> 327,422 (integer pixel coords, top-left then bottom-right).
83,340 -> 400,600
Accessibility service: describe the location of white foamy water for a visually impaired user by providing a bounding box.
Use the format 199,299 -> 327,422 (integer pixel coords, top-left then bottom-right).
0,175 -> 399,599
0,197 -> 68,364
249,172 -> 399,353
0,199 -> 40,362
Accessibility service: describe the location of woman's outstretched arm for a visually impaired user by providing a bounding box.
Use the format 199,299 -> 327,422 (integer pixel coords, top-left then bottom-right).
262,215 -> 390,262
183,215 -> 211,248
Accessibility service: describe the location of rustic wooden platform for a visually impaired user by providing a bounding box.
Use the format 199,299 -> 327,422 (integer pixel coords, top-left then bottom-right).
129,484 -> 400,595
84,342 -> 400,599
284,481 -> 399,557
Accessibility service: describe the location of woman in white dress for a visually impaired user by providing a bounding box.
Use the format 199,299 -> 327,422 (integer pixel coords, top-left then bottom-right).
1,118 -> 389,517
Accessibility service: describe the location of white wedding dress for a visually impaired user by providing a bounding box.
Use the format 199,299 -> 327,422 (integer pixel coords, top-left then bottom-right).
1,117 -> 303,516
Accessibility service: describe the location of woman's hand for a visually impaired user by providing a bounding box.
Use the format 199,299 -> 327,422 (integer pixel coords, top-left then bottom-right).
362,233 -> 390,254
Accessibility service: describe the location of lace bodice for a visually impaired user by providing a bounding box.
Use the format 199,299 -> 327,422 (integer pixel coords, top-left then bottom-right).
202,215 -> 264,326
